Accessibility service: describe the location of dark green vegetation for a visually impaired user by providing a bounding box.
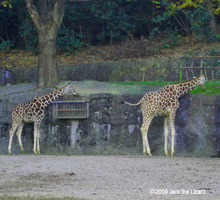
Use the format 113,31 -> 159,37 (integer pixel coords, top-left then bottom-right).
1,1 -> 220,88
109,80 -> 220,95
0,0 -> 220,53
109,80 -> 174,86
191,80 -> 220,94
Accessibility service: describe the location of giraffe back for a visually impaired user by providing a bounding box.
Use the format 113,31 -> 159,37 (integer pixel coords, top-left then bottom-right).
141,84 -> 180,117
12,98 -> 45,123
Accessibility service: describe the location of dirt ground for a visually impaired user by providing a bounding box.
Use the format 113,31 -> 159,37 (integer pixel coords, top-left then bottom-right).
0,155 -> 219,200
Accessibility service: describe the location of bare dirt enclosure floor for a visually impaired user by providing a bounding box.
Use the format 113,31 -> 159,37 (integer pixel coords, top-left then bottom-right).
0,155 -> 219,200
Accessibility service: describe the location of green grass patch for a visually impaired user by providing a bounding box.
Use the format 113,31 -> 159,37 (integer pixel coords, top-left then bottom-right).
191,80 -> 220,95
108,80 -> 220,95
108,80 -> 174,86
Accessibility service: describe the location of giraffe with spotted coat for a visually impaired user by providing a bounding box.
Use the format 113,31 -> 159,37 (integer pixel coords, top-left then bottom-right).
8,84 -> 78,154
122,75 -> 206,157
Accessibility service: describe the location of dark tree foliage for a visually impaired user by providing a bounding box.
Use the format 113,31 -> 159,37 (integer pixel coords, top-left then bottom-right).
0,0 -> 219,52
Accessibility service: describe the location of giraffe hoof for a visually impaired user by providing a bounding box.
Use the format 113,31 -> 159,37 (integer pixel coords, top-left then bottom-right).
21,150 -> 24,154
143,152 -> 152,156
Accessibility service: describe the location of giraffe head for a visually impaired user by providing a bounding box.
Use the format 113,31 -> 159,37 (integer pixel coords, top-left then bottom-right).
198,74 -> 206,91
64,84 -> 78,96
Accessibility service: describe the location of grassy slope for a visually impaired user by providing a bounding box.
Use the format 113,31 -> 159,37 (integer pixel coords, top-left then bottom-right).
1,38 -> 220,68
109,80 -> 220,95
1,38 -> 220,95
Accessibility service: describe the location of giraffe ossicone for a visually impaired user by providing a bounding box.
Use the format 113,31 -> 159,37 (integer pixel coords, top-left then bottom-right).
123,75 -> 206,157
8,85 -> 78,154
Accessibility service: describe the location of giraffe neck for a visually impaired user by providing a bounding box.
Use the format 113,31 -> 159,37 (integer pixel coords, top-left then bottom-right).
39,87 -> 66,107
176,77 -> 201,97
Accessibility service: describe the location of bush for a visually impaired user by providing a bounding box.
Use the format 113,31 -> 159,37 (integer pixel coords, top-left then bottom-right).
206,46 -> 220,56
0,40 -> 14,50
162,29 -> 182,48
57,27 -> 82,53
19,18 -> 38,50
91,0 -> 133,44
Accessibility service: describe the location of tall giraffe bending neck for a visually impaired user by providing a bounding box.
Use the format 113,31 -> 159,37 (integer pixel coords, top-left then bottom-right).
39,87 -> 71,108
8,84 -> 78,154
175,76 -> 205,97
122,75 -> 206,157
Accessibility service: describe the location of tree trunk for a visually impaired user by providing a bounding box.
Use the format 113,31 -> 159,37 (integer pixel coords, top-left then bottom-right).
205,0 -> 217,34
38,30 -> 58,88
25,0 -> 66,88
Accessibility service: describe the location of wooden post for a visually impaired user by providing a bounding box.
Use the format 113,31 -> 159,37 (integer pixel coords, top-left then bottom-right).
179,59 -> 183,82
200,59 -> 203,75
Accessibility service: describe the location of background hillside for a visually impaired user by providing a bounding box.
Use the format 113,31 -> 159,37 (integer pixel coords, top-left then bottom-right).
0,38 -> 220,68
0,0 -> 220,68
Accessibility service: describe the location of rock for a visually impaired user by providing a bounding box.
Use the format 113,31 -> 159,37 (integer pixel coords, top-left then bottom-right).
0,82 -> 218,157
10,58 -> 182,84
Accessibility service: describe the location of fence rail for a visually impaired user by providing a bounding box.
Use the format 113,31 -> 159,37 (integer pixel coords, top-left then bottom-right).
179,56 -> 220,81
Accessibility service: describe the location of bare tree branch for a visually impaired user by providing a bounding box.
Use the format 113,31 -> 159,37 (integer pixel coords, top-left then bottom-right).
24,0 -> 41,29
52,0 -> 66,29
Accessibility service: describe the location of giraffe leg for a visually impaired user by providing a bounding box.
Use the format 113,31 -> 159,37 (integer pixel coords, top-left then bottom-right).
33,121 -> 41,154
140,126 -> 147,155
169,116 -> 176,157
33,134 -> 37,154
37,133 -> 41,154
164,116 -> 169,157
8,122 -> 20,154
141,118 -> 153,156
33,123 -> 37,155
16,122 -> 25,153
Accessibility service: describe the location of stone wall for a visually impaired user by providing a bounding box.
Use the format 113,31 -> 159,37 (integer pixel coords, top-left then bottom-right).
0,83 -> 219,157
10,58 -> 182,84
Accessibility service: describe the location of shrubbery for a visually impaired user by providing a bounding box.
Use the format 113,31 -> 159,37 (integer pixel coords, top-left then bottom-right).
0,0 -> 219,52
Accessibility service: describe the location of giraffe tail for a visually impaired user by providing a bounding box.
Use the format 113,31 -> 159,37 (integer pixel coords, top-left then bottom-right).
121,100 -> 141,106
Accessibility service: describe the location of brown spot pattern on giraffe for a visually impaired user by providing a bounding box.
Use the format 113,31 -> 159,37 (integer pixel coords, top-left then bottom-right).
124,75 -> 206,157
8,85 -> 78,154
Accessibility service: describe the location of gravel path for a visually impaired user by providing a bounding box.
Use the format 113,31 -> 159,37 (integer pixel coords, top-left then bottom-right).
0,155 -> 219,200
